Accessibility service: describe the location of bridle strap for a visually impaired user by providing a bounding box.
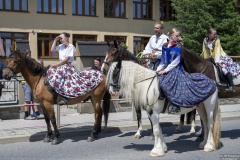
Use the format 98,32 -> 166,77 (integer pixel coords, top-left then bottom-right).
5,60 -> 22,75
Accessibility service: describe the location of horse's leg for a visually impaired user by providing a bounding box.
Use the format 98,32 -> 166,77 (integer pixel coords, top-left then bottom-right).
149,102 -> 166,157
189,110 -> 196,135
87,97 -> 102,142
133,108 -> 143,139
203,94 -> 221,152
41,102 -> 60,145
102,90 -> 111,129
196,119 -> 204,141
42,109 -> 53,143
196,103 -> 208,149
175,114 -> 185,133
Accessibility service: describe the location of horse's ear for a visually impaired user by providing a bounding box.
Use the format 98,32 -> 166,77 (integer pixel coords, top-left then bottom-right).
107,41 -> 110,47
114,40 -> 118,49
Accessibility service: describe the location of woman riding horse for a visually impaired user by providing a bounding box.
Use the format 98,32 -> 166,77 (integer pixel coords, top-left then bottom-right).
157,28 -> 216,114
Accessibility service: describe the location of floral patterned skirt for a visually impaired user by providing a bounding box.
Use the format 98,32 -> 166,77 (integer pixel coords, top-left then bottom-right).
158,66 -> 216,107
46,64 -> 104,98
220,56 -> 240,76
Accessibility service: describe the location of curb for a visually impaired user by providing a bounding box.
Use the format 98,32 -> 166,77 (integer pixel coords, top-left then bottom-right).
0,114 -> 239,144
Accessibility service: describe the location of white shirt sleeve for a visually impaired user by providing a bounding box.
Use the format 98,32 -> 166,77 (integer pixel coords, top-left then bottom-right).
156,63 -> 166,72
142,36 -> 154,55
164,55 -> 180,73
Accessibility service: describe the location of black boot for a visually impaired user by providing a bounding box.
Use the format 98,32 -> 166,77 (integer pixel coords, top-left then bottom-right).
169,103 -> 180,114
225,72 -> 235,92
59,96 -> 68,106
158,87 -> 165,100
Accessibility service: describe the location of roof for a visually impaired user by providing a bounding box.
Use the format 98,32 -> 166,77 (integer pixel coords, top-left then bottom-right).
76,41 -> 108,57
15,40 -> 30,53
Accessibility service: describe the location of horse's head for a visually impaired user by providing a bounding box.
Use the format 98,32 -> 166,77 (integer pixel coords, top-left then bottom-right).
2,50 -> 23,80
101,40 -> 122,75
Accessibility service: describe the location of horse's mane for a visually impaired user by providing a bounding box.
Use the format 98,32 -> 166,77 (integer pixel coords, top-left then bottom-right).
107,61 -> 158,108
107,44 -> 140,63
10,51 -> 46,75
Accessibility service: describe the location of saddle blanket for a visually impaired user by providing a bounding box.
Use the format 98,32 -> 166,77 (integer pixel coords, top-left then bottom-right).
46,64 -> 103,98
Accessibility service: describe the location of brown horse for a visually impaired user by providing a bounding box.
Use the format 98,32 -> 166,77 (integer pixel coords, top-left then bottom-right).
181,47 -> 240,139
101,40 -> 196,139
2,50 -> 110,144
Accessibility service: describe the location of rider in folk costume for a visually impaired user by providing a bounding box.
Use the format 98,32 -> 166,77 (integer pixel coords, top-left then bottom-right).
47,32 -> 103,105
202,28 -> 240,92
157,28 -> 216,114
142,22 -> 168,69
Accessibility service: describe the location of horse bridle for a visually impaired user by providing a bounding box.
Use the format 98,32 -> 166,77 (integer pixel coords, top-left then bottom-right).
103,48 -> 122,67
6,59 -> 22,75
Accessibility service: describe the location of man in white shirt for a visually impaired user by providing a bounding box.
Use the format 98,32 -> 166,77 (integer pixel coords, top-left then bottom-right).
142,22 -> 168,70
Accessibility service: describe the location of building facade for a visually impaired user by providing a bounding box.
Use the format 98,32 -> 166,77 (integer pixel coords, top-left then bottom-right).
0,0 -> 177,68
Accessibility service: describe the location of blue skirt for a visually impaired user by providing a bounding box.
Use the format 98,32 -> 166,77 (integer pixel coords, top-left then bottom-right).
158,67 -> 216,107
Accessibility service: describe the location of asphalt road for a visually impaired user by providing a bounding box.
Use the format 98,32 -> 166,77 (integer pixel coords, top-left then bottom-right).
0,119 -> 239,160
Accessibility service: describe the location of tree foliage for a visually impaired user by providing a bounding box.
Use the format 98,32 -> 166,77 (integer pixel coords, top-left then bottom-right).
171,0 -> 240,55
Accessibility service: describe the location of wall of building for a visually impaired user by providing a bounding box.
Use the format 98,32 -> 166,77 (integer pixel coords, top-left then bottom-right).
0,0 -> 173,67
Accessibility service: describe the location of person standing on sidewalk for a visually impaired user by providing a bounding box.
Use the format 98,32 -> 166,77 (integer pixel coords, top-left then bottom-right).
22,49 -> 44,120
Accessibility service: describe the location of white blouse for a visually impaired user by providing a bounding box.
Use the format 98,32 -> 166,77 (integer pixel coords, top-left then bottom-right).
56,44 -> 76,63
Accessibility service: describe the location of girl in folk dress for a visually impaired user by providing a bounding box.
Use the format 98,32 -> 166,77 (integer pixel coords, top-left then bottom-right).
202,28 -> 240,92
47,32 -> 103,105
157,28 -> 216,114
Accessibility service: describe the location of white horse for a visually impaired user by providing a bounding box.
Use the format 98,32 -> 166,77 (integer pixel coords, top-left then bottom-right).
106,60 -> 221,157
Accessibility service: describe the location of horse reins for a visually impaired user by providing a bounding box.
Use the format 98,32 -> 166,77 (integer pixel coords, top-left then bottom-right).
134,74 -> 159,106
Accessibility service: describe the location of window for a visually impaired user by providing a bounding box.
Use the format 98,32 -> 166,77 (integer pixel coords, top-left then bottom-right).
160,0 -> 175,21
133,36 -> 149,55
38,33 -> 60,58
72,0 -> 96,16
0,32 -> 28,56
104,0 -> 126,18
133,0 -> 152,20
105,36 -> 126,45
73,34 -> 97,47
37,0 -> 64,14
0,0 -> 28,12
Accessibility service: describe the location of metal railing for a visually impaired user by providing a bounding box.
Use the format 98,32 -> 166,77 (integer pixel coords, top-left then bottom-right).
0,79 -> 19,105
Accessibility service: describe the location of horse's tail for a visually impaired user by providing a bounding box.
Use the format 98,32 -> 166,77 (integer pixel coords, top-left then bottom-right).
102,90 -> 111,129
212,102 -> 222,149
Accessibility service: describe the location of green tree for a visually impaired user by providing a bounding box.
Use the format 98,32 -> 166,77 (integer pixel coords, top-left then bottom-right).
171,0 -> 240,55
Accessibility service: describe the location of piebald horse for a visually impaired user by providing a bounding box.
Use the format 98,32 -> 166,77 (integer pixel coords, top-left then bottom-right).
106,60 -> 221,157
101,40 -> 197,139
2,50 -> 110,144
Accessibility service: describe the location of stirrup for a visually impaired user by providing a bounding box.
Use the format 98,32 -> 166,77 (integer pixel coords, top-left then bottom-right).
225,86 -> 235,92
168,105 -> 180,114
58,96 -> 68,106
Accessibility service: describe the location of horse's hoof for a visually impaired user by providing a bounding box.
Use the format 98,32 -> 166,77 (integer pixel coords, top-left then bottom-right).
150,148 -> 165,157
175,128 -> 182,133
199,141 -> 206,149
51,139 -> 59,145
204,143 -> 215,152
87,137 -> 95,142
149,135 -> 155,140
43,137 -> 51,143
133,134 -> 141,139
189,132 -> 196,136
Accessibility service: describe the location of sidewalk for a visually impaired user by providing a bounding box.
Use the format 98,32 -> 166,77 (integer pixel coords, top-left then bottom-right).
0,104 -> 239,144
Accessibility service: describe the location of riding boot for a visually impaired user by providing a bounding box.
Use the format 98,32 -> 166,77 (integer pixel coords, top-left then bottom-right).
58,96 -> 69,106
158,87 -> 165,100
168,103 -> 180,114
225,72 -> 235,92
